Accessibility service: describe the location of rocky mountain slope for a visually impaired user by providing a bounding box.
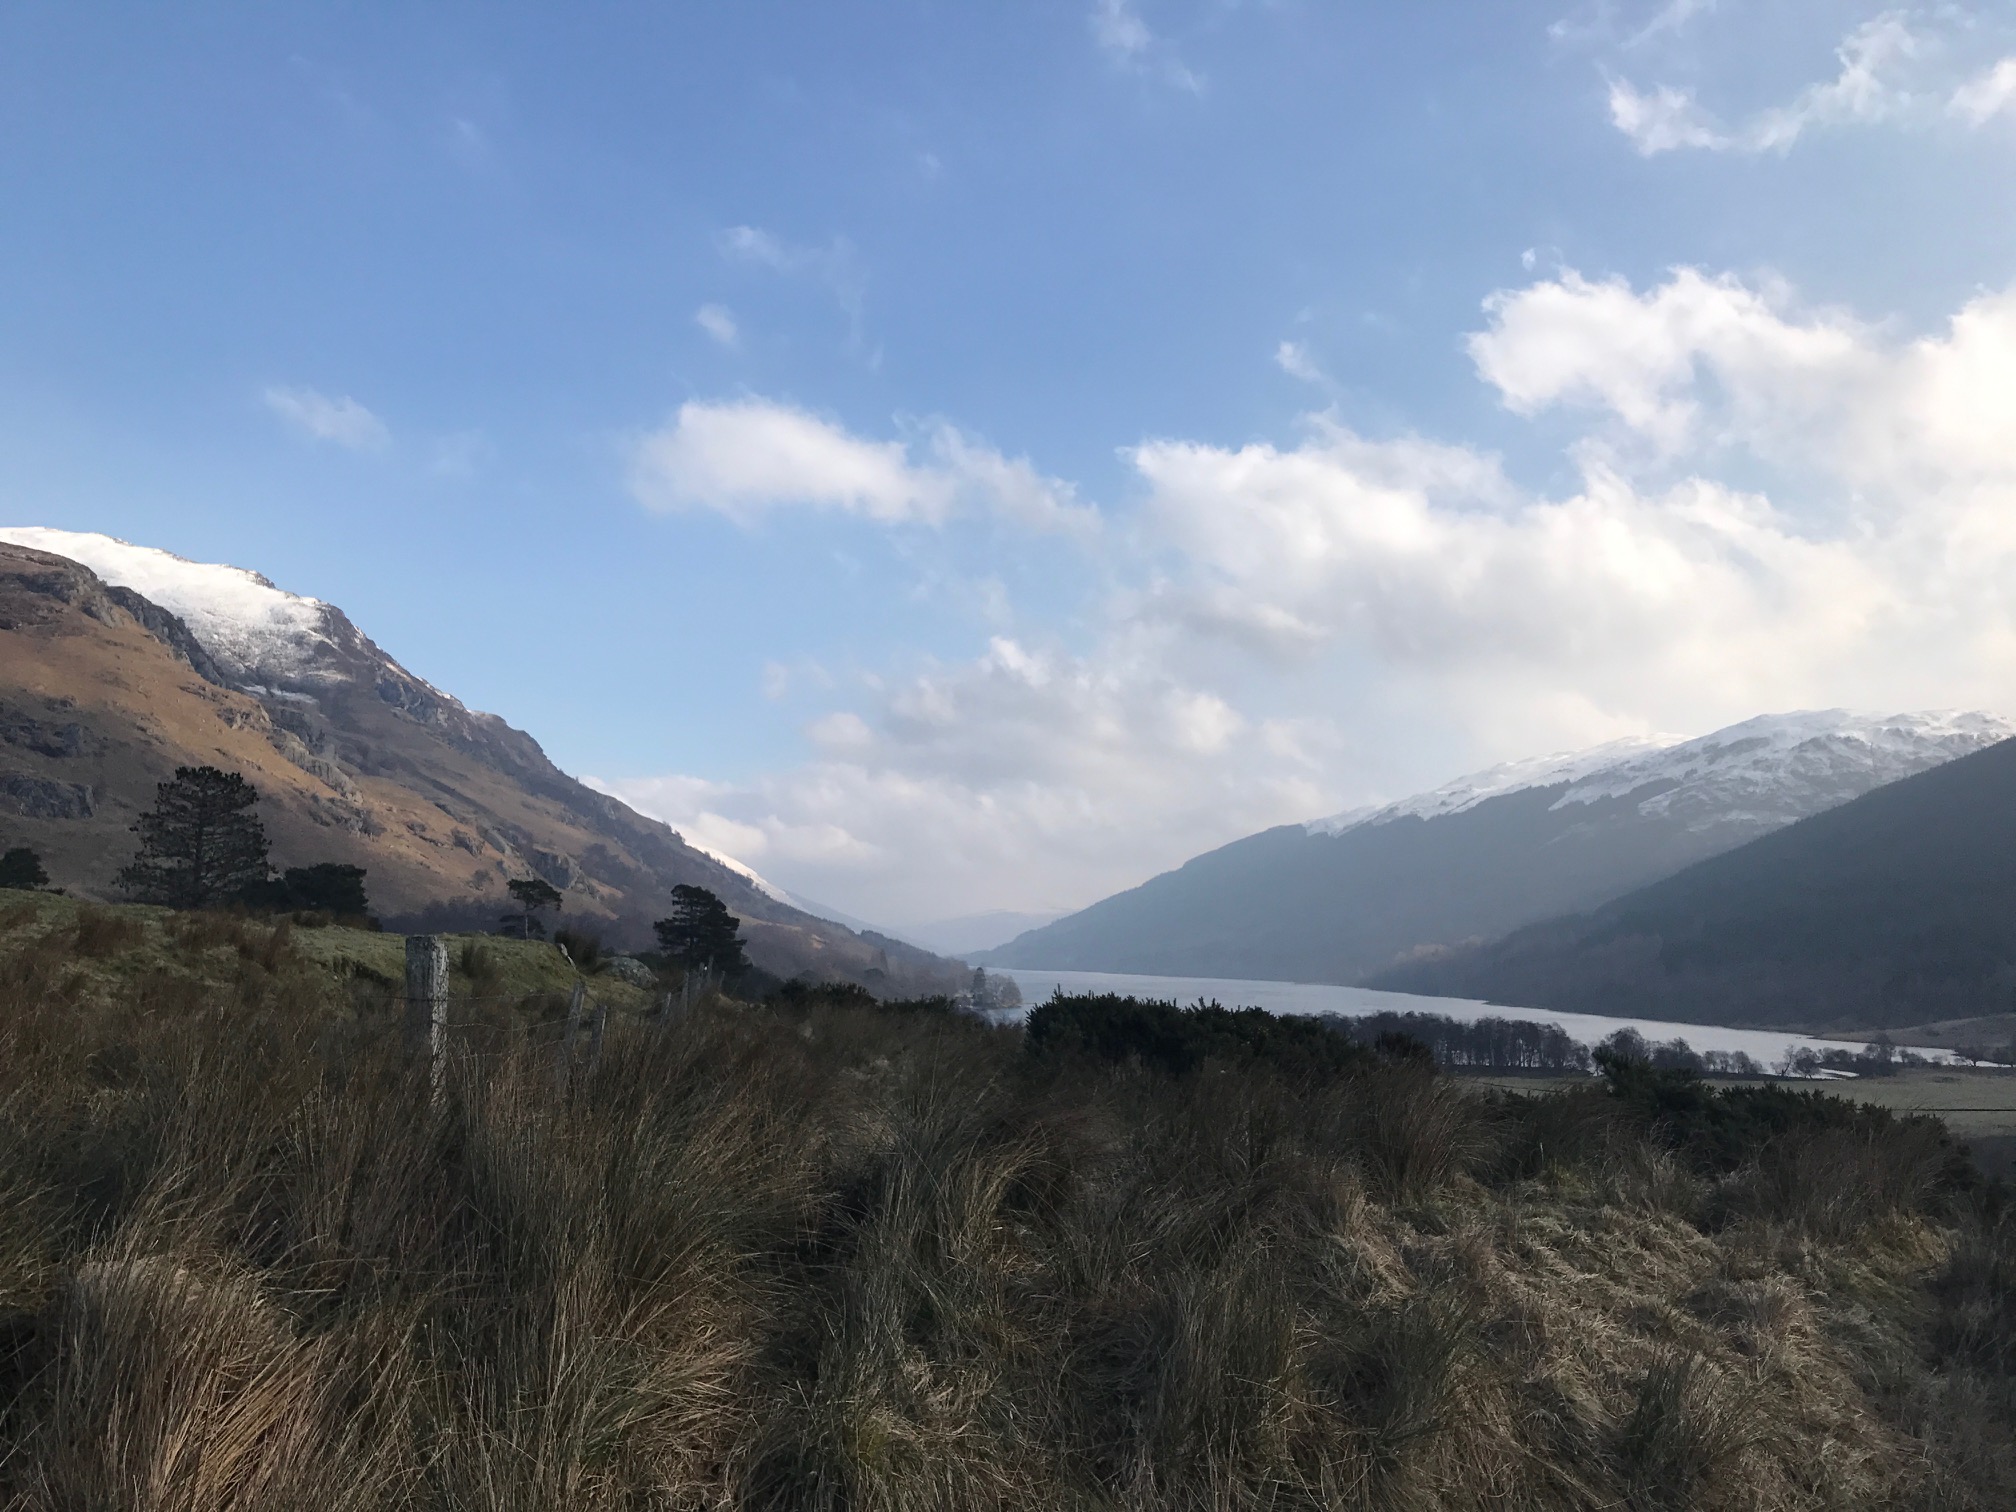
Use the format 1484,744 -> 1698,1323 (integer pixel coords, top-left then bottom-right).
1373,731 -> 2016,1030
0,531 -> 964,993
980,710 -> 2014,983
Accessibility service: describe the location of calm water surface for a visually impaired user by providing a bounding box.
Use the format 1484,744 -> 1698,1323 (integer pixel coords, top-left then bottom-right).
990,967 -> 1955,1068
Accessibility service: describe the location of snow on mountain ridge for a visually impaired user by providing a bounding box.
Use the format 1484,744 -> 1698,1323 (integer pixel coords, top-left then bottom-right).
1305,734 -> 1682,834
0,526 -> 338,685
1308,710 -> 2015,838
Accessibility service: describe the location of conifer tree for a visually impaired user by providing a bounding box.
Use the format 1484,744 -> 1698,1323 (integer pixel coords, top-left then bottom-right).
653,884 -> 750,978
503,876 -> 564,939
117,766 -> 272,908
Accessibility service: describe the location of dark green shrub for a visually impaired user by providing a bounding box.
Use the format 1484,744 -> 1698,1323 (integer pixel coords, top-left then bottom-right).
1023,992 -> 1371,1082
550,925 -> 602,974
768,979 -> 880,1011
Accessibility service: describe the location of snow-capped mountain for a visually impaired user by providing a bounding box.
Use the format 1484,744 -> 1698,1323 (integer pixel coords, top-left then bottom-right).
0,528 -> 345,688
981,709 -> 2015,984
0,531 -> 966,991
1372,731 -> 2016,1030
1313,710 -> 2015,837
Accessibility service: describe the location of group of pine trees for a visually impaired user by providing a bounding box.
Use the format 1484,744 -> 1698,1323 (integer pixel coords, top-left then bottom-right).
6,763 -> 759,978
112,765 -> 371,917
0,765 -> 374,919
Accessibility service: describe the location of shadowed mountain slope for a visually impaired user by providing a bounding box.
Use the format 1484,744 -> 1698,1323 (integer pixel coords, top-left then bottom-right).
1372,732 -> 2016,1030
981,712 -> 2011,984
0,536 -> 963,993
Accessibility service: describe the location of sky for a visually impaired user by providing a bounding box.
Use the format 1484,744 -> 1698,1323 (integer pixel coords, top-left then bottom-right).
5,2 -> 2016,930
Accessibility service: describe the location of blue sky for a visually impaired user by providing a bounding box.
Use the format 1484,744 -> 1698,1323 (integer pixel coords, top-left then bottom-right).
7,1 -> 2016,926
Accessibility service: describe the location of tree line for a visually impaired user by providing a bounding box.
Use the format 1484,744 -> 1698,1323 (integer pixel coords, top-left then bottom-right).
2,764 -> 761,981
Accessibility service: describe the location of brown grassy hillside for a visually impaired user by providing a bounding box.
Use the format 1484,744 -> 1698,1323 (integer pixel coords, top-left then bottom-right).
0,541 -> 959,992
0,898 -> 2011,1510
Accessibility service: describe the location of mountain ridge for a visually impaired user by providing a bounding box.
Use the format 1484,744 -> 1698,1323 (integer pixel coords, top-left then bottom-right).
0,531 -> 965,993
979,709 -> 2014,983
1369,731 -> 2016,1030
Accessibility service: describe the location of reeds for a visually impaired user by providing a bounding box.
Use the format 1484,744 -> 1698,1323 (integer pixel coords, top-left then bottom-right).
0,921 -> 2009,1509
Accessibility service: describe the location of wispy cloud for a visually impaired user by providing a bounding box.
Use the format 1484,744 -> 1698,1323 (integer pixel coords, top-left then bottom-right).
1627,0 -> 1715,47
1607,78 -> 1729,152
1607,13 -> 2016,155
1090,0 -> 1202,93
717,224 -> 869,351
695,303 -> 739,348
628,397 -> 1099,536
261,386 -> 389,450
1274,340 -> 1324,384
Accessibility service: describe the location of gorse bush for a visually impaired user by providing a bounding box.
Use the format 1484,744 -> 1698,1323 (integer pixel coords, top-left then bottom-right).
0,914 -> 2010,1510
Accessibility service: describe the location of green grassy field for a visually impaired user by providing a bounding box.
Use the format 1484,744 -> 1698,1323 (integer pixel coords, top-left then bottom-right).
1467,1065 -> 2016,1172
0,889 -> 654,1015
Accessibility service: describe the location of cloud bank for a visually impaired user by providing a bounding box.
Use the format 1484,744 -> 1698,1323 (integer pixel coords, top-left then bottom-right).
606,264 -> 2016,924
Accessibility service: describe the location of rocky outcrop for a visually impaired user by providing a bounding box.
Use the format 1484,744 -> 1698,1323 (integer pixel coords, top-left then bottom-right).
0,774 -> 94,819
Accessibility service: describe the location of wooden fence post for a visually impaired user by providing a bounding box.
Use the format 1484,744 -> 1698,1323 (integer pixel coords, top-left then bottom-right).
404,934 -> 448,1103
555,979 -> 586,1095
588,993 -> 608,1075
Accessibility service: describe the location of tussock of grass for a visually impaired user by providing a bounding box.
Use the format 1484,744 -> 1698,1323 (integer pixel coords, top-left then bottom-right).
0,912 -> 2010,1509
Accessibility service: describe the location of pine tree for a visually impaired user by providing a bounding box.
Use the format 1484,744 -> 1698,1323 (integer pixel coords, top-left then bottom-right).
0,846 -> 49,890
652,884 -> 750,978
117,766 -> 272,908
503,876 -> 564,939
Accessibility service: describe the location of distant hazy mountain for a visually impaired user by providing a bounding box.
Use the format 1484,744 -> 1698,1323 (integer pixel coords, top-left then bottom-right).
0,530 -> 966,993
979,711 -> 2014,984
1372,732 -> 2016,1031
889,909 -> 1070,958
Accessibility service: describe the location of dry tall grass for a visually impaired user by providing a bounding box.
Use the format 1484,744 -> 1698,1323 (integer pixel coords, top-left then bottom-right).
0,910 -> 2010,1510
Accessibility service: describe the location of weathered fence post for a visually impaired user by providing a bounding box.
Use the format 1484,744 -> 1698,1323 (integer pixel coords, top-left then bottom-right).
587,993 -> 608,1075
404,934 -> 448,1103
555,978 -> 586,1095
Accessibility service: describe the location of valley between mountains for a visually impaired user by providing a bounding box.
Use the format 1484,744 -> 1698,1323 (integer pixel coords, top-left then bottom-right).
11,522 -> 2016,1043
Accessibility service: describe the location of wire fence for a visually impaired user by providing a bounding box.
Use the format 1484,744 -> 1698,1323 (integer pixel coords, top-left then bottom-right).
395,935 -> 716,1093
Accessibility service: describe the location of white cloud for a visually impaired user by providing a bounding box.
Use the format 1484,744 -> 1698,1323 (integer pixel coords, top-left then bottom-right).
609,267 -> 2016,923
630,399 -> 946,525
596,632 -> 1326,922
1608,12 -> 1933,155
261,386 -> 390,450
718,225 -> 794,271
1090,0 -> 1202,92
695,303 -> 739,348
1468,267 -> 1865,454
1951,57 -> 2016,126
1747,13 -> 1921,151
1468,265 -> 2016,494
1608,79 -> 1729,153
628,398 -> 1098,534
1274,339 -> 1324,383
